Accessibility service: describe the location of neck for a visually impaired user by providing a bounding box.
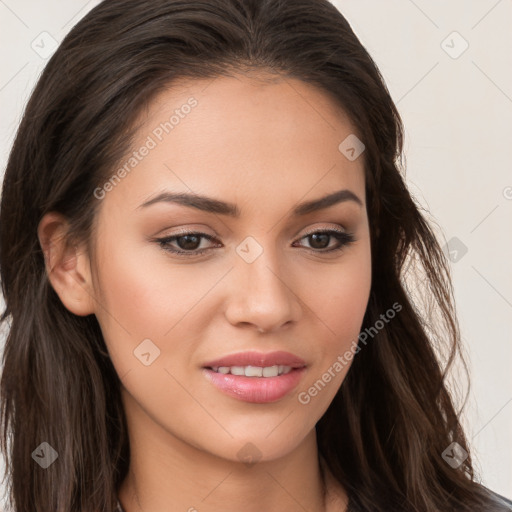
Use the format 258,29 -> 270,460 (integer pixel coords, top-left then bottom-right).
117,403 -> 338,511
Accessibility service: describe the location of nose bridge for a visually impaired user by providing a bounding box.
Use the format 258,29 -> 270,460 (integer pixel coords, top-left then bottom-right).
226,235 -> 301,331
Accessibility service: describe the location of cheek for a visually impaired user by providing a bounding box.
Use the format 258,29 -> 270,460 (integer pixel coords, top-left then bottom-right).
90,232 -> 200,371
93,229 -> 213,332
306,242 -> 372,350
327,264 -> 371,345
295,240 -> 371,407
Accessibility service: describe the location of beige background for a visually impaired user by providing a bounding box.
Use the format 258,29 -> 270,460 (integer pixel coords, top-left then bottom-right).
0,0 -> 511,506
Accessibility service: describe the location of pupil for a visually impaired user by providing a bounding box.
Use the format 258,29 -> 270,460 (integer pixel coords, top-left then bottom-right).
310,233 -> 329,249
178,235 -> 200,250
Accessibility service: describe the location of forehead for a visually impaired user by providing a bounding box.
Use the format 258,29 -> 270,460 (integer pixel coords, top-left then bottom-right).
102,72 -> 365,213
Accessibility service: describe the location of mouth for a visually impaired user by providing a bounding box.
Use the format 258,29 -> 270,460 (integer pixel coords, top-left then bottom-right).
202,351 -> 307,403
207,364 -> 295,377
202,350 -> 306,370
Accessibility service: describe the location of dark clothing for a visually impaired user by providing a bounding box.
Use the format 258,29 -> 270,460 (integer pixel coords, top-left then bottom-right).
115,489 -> 512,511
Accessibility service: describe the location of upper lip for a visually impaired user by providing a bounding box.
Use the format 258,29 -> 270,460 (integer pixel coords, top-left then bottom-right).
203,350 -> 306,369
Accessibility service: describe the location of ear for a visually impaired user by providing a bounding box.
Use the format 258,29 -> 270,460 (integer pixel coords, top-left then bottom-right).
37,212 -> 96,316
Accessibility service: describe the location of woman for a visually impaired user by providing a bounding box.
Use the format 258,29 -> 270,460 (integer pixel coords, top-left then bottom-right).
0,1 -> 510,511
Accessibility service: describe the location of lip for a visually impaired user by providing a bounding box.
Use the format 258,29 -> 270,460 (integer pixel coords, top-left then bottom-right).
202,367 -> 306,403
202,350 -> 306,369
202,351 -> 307,404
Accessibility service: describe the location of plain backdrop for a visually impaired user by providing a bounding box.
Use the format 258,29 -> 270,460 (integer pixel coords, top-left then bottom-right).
0,0 -> 511,506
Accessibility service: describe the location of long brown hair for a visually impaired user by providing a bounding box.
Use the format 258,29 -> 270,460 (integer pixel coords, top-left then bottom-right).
0,1 -> 508,511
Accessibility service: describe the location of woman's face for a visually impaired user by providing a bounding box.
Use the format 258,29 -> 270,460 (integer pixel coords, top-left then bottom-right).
90,72 -> 372,462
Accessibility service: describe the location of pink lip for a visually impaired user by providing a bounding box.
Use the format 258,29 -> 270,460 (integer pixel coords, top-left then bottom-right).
202,350 -> 306,369
202,351 -> 307,404
202,367 -> 306,403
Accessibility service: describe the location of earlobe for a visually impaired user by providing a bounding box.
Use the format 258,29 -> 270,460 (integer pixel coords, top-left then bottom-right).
37,212 -> 96,317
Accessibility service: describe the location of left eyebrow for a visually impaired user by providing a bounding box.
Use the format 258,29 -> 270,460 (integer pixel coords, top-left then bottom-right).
137,188 -> 363,216
292,189 -> 363,215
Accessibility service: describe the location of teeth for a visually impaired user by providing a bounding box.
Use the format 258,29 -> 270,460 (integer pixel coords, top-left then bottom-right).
210,365 -> 293,377
262,365 -> 278,377
245,366 -> 263,377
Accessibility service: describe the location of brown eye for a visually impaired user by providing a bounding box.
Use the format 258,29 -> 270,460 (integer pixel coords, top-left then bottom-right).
307,232 -> 330,249
174,234 -> 202,251
294,229 -> 355,253
156,232 -> 219,256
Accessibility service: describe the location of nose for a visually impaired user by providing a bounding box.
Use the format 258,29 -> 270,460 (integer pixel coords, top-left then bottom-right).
224,244 -> 303,334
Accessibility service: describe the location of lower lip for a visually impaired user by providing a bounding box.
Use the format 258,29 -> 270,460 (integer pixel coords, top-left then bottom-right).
202,367 -> 306,403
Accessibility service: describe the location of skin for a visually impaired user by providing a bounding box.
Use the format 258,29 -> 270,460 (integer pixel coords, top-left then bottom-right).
38,72 -> 372,512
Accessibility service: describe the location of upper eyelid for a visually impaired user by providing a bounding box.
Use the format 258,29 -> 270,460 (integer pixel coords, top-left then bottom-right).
158,225 -> 349,241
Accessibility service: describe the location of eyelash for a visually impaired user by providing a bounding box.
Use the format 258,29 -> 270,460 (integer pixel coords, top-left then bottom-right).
154,228 -> 356,258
